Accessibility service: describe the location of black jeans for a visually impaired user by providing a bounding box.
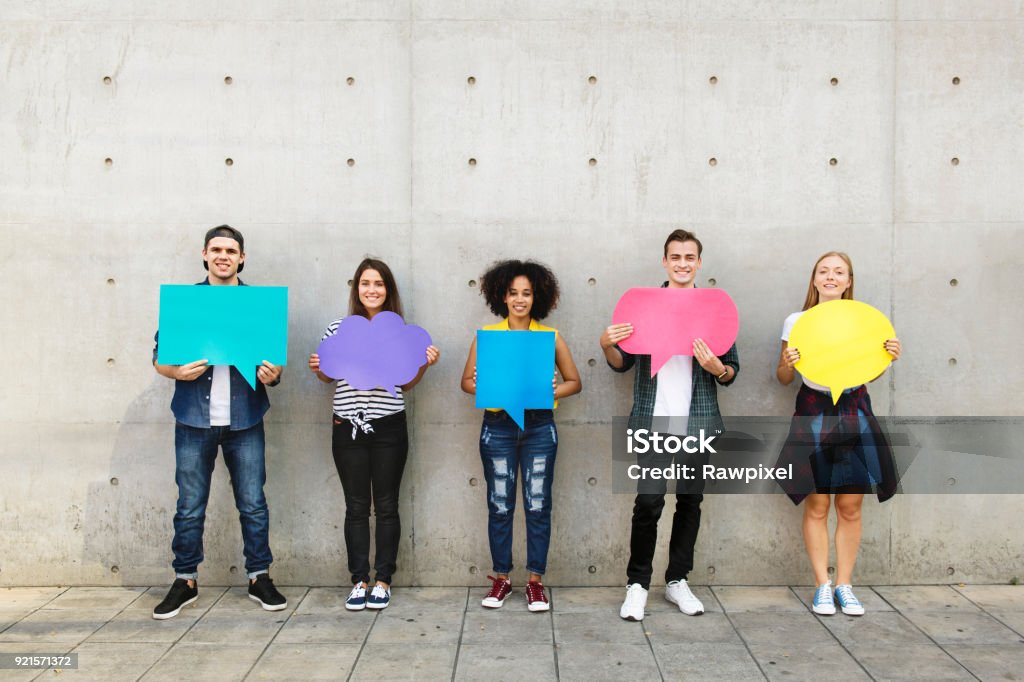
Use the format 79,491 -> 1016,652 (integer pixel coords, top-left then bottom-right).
332,411 -> 409,585
626,449 -> 706,589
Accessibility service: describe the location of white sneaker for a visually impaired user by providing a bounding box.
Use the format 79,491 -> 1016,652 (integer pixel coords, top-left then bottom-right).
620,583 -> 648,621
665,579 -> 704,615
834,584 -> 865,616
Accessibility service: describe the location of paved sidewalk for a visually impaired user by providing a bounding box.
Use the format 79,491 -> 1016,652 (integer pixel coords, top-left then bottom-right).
1,584 -> 1022,680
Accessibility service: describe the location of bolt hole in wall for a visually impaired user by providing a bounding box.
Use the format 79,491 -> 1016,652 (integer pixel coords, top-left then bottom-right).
109,478 -> 118,486
587,477 -> 597,486
468,279 -> 477,288
949,358 -> 957,367
588,158 -> 597,166
104,158 -> 113,167
467,75 -> 476,85
230,566 -> 238,574
468,158 -> 477,166
830,77 -> 839,86
346,76 -> 355,85
952,76 -> 960,85
103,76 -> 111,85
709,75 -> 717,84
588,75 -> 597,84
469,566 -> 478,575
587,359 -> 596,367
588,566 -> 597,574
468,477 -> 478,487
708,278 -> 717,286
224,75 -> 232,85
707,566 -> 716,575
110,565 -> 119,574
949,278 -> 958,287
106,278 -> 115,286
225,158 -> 233,166
951,157 -> 959,166
829,157 -> 838,166
347,158 -> 355,167
947,477 -> 957,487
107,358 -> 115,366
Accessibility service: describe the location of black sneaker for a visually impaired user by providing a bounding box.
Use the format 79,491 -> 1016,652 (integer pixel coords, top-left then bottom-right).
152,578 -> 198,620
248,574 -> 288,611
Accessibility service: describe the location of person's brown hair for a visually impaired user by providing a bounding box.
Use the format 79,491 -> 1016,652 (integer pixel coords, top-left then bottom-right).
349,258 -> 403,318
802,251 -> 855,311
663,229 -> 703,258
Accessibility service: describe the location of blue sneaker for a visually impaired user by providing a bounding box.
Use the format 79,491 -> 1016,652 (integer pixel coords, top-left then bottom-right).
345,583 -> 367,611
834,584 -> 865,616
812,580 -> 836,615
366,583 -> 391,610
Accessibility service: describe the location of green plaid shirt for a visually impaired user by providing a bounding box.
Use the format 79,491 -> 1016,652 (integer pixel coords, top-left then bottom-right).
610,284 -> 740,437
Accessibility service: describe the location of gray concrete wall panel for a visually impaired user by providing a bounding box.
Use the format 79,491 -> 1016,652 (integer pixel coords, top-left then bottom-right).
1,3 -> 1022,586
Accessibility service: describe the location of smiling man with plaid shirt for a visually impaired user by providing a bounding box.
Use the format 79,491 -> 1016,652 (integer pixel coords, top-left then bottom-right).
600,229 -> 740,622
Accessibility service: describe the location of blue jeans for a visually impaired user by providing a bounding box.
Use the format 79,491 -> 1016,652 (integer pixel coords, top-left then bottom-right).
479,410 -> 558,576
172,422 -> 273,578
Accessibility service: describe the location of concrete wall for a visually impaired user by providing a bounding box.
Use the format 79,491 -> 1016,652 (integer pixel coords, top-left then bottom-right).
1,1 -> 1022,587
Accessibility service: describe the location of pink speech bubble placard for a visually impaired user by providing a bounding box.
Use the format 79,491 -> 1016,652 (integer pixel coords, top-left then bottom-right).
612,288 -> 739,377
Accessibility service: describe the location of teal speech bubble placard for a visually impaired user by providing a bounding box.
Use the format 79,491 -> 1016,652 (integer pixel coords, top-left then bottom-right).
157,285 -> 289,388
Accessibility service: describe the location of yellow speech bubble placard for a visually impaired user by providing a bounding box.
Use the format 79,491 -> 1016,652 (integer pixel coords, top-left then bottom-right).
788,299 -> 895,404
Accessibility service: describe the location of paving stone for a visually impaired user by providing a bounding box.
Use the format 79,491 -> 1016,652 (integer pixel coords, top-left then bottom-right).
553,611 -> 647,645
954,584 -> 1024,610
0,587 -> 66,610
181,608 -> 289,645
247,642 -> 360,681
713,586 -> 806,613
61,641 -> 171,681
845,643 -> 973,681
454,643 -> 557,681
376,587 -> 468,615
901,610 -> 1023,644
0,609 -> 109,643
462,610 -> 553,644
747,642 -> 870,680
86,586 -> 226,643
873,586 -> 980,612
141,642 -> 264,681
945,643 -> 1024,681
652,642 -> 764,681
730,611 -> 835,646
820,611 -> 934,647
793,585 -> 894,612
549,586 -> 627,614
274,611 -> 374,644
48,587 -> 146,611
367,608 -> 462,644
643,611 -> 743,644
555,643 -> 661,681
989,609 -> 1024,636
349,642 -> 456,681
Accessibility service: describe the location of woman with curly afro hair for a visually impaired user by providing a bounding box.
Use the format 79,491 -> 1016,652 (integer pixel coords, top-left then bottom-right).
461,259 -> 582,612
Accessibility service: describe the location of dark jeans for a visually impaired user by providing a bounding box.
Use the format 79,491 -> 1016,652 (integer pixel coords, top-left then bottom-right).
479,409 -> 558,576
626,448 -> 706,589
332,411 -> 409,585
172,422 -> 273,578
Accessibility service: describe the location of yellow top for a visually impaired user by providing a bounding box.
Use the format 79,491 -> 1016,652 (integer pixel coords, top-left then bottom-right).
481,318 -> 559,411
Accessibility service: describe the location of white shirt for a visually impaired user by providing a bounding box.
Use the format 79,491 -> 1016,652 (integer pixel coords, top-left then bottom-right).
781,311 -> 830,392
653,354 -> 693,435
209,365 -> 231,426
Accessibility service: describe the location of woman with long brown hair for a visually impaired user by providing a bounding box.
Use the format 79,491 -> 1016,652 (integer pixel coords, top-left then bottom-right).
776,252 -> 901,616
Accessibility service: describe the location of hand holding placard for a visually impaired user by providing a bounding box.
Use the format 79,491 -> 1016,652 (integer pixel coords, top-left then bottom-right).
157,285 -> 288,389
316,311 -> 432,396
612,288 -> 739,376
788,299 -> 896,404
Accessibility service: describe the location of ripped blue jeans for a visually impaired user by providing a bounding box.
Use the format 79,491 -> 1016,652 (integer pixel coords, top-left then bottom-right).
479,409 -> 557,576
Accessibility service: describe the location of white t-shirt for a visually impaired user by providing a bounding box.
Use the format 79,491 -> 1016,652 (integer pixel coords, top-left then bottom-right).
209,364 -> 231,426
653,355 -> 693,435
780,311 -> 830,392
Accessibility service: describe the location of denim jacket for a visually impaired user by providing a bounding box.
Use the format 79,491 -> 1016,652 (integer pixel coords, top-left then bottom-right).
152,278 -> 273,430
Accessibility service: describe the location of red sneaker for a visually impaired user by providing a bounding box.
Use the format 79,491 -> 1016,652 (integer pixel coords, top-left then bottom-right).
481,575 -> 512,608
525,581 -> 550,612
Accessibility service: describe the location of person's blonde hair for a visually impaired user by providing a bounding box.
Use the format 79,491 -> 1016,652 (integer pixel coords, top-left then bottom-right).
802,251 -> 855,311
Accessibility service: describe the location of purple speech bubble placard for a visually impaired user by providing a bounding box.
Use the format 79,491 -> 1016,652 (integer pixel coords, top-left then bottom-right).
316,311 -> 432,396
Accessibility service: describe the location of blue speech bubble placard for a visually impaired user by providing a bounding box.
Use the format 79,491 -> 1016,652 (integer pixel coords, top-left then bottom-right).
157,284 -> 288,389
475,330 -> 555,428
